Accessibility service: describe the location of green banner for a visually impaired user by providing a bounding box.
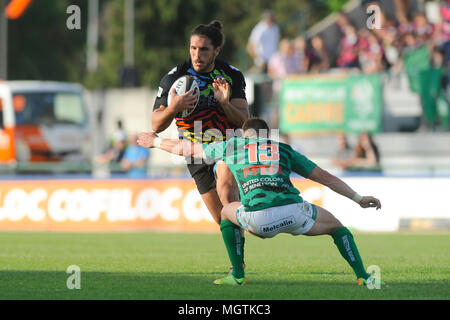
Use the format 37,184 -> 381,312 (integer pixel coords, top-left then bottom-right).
403,45 -> 431,93
345,74 -> 383,133
280,74 -> 382,134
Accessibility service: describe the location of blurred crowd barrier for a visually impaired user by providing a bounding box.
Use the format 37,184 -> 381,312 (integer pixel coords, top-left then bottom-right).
0,176 -> 448,232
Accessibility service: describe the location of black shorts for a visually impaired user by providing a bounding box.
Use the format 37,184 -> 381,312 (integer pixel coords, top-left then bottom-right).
187,163 -> 216,194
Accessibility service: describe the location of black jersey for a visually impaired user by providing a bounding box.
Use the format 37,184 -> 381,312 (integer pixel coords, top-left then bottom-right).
153,59 -> 247,144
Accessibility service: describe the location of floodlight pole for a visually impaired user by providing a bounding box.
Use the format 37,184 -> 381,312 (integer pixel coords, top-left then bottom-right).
0,0 -> 8,80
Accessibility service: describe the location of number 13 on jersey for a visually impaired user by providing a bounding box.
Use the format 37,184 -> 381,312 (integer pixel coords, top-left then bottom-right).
244,143 -> 280,163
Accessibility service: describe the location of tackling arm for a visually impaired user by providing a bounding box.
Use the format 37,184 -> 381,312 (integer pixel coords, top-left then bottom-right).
137,132 -> 205,158
307,166 -> 381,209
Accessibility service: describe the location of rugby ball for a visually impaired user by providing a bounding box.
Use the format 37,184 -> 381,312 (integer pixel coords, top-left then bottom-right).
167,75 -> 200,118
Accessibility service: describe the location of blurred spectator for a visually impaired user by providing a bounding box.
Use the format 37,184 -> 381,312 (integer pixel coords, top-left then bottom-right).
412,12 -> 435,46
113,119 -> 127,145
95,133 -> 126,165
402,32 -> 421,54
267,38 -> 304,150
381,29 -> 402,72
120,133 -> 150,178
268,38 -> 303,76
333,132 -> 381,171
251,2 -> 450,87
337,24 -> 360,68
437,0 -> 450,66
358,31 -> 384,74
331,132 -> 353,167
397,10 -> 414,36
306,35 -> 330,73
293,36 -> 309,73
268,38 -> 303,93
336,10 -> 352,35
431,46 -> 444,68
247,10 -> 280,73
394,0 -> 410,26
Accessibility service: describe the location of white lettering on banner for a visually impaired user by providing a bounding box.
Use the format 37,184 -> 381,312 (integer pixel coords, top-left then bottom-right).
160,188 -> 181,221
67,189 -> 89,222
48,189 -> 70,222
285,87 -> 346,101
4,189 -> 28,221
87,189 -> 109,221
182,189 -> 212,222
28,189 -> 47,221
0,186 -> 219,224
119,189 -> 136,221
182,190 -> 203,222
106,189 -> 135,222
135,189 -> 160,220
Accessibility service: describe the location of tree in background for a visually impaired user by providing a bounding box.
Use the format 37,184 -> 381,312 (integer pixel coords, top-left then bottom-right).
8,0 -> 87,82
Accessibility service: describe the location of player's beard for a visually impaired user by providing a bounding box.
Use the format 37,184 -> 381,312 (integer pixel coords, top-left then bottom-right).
193,56 -> 215,73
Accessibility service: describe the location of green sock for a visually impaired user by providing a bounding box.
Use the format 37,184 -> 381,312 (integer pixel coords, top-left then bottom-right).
220,220 -> 245,278
332,227 -> 370,280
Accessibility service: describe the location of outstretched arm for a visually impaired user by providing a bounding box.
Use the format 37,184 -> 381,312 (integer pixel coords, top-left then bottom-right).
307,166 -> 381,209
137,132 -> 205,158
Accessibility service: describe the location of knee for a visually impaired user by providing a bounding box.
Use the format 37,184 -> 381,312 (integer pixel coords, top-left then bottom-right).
329,220 -> 344,234
213,214 -> 221,226
220,206 -> 227,221
216,179 -> 239,205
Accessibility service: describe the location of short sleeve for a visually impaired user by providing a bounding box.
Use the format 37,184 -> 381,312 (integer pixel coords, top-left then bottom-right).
153,74 -> 173,110
249,23 -> 262,44
202,142 -> 226,162
230,68 -> 247,100
290,147 -> 317,178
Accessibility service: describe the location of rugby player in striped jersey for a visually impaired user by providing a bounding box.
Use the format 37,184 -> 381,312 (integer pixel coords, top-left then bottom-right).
151,20 -> 248,273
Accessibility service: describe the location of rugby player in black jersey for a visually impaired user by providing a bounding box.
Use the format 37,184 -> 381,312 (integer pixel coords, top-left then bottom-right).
151,20 -> 249,272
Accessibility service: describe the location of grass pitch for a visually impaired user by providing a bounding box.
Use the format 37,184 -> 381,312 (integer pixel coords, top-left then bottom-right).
0,231 -> 448,300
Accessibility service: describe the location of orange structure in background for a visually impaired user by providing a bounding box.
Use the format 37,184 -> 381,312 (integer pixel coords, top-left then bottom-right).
5,0 -> 33,19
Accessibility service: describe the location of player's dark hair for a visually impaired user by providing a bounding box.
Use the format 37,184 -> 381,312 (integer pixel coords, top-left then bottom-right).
242,118 -> 269,132
191,20 -> 225,48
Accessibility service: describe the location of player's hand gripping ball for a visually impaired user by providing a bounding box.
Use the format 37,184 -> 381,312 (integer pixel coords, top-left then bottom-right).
167,75 -> 200,118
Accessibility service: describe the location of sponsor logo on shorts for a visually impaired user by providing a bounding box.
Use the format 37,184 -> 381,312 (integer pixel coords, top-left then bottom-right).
261,216 -> 295,234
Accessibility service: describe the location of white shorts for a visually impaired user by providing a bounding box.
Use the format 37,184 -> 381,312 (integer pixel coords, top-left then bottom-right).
236,202 -> 318,238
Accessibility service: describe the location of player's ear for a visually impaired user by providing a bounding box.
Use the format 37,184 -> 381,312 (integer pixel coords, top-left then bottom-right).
214,46 -> 220,58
